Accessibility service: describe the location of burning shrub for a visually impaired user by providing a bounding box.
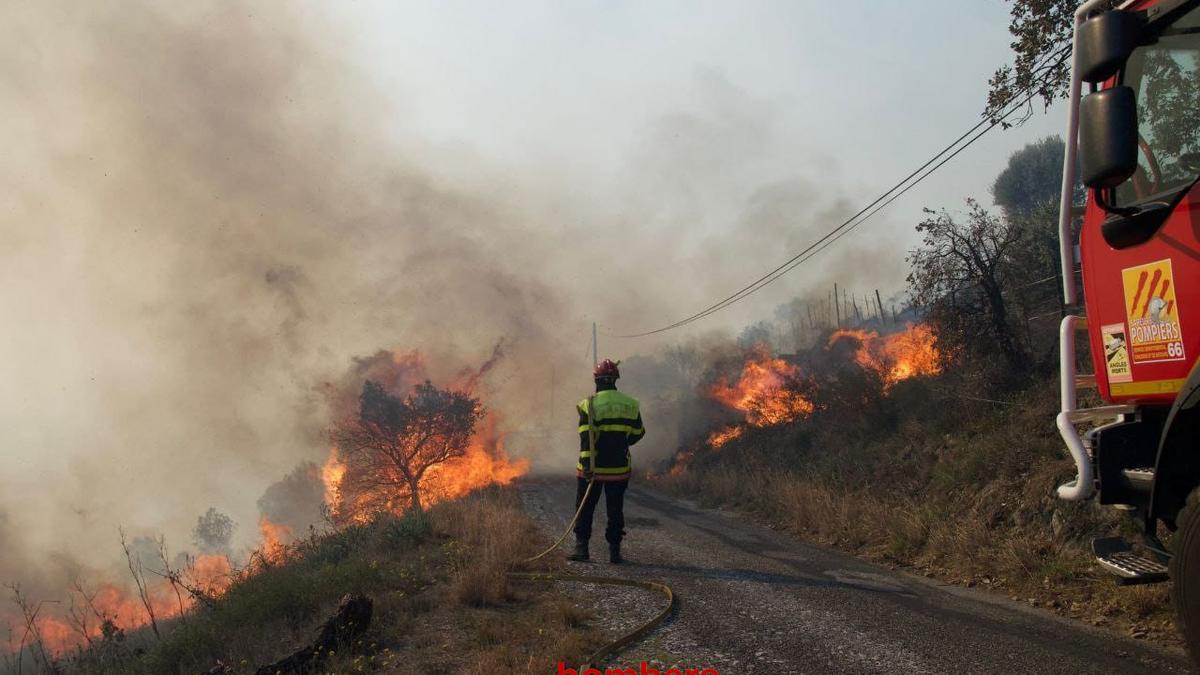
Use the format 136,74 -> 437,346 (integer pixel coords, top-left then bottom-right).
826,323 -> 942,390
331,380 -> 485,518
709,346 -> 815,426
660,323 -> 945,478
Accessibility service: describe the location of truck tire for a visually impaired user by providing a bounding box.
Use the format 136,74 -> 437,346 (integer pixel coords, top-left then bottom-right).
1172,487 -> 1200,660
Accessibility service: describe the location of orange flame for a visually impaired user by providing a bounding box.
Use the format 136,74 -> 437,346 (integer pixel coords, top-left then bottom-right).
26,577 -> 201,655
827,322 -> 941,388
424,417 -> 529,502
706,425 -> 745,448
321,447 -> 346,518
709,347 -> 814,426
189,553 -> 234,596
667,448 -> 694,477
257,515 -> 293,563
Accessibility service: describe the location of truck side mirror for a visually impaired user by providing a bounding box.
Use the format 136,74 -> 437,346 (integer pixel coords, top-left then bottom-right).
1079,86 -> 1138,189
1077,10 -> 1143,83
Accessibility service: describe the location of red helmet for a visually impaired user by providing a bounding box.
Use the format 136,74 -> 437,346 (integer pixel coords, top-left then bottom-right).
593,359 -> 620,380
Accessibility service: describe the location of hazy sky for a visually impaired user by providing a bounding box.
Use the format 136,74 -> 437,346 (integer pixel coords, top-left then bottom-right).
338,0 -> 1064,292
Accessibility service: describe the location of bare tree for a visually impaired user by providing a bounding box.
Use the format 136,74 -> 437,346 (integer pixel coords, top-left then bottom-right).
154,537 -> 189,623
907,200 -> 1028,370
2,622 -> 18,675
118,528 -> 160,640
65,579 -> 132,672
331,379 -> 484,517
6,583 -> 55,674
65,581 -> 97,650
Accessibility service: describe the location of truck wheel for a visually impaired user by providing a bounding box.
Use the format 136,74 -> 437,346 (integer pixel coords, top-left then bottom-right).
1172,487 -> 1200,660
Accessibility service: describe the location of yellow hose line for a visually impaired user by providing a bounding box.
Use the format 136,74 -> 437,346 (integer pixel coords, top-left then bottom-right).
513,478 -> 676,669
524,478 -> 595,563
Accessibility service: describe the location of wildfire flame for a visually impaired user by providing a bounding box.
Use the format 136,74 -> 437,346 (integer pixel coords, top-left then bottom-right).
190,553 -> 235,596
321,447 -> 346,519
709,348 -> 814,427
27,571 -> 230,655
669,323 -> 942,479
423,425 -> 529,502
21,528 -> 281,656
827,322 -> 941,388
706,425 -> 745,448
667,448 -> 694,477
257,515 -> 293,563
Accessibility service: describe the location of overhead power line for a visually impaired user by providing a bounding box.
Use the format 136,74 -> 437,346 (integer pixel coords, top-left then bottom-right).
615,46 -> 1073,339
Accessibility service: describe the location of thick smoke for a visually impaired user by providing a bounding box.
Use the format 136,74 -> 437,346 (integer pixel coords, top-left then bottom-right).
0,0 -> 911,615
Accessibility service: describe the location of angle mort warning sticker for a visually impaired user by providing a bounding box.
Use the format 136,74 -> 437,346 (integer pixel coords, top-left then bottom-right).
1101,323 -> 1132,383
1121,259 -> 1186,364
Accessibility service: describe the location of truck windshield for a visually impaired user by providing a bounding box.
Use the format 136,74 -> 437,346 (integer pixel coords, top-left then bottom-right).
1115,5 -> 1200,205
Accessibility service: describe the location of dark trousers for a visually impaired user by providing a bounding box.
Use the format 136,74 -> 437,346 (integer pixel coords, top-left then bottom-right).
573,477 -> 627,545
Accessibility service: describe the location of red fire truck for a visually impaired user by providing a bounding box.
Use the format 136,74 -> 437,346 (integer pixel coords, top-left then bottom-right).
1057,0 -> 1200,655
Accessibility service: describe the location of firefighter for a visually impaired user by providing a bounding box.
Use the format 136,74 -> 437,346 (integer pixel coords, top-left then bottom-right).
569,358 -> 645,564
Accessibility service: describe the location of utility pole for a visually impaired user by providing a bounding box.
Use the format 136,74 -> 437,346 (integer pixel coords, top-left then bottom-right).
592,322 -> 598,366
833,284 -> 841,328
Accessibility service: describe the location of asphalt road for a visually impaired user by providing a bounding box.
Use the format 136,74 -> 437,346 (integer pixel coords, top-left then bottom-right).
518,477 -> 1195,675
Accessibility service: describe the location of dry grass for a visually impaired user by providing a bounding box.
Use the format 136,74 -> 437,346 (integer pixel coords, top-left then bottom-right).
431,491 -> 530,607
319,487 -> 606,674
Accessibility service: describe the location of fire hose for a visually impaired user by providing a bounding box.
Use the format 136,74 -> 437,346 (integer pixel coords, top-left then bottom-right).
507,397 -> 676,670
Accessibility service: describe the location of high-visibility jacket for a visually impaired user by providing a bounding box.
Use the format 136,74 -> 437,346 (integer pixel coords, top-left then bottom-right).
577,388 -> 645,481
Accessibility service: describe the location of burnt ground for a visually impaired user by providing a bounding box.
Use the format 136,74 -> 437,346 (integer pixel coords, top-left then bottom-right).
518,477 -> 1194,675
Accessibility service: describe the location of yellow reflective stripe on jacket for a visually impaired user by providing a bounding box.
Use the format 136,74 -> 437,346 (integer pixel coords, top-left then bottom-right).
578,450 -> 596,458
578,423 -> 639,434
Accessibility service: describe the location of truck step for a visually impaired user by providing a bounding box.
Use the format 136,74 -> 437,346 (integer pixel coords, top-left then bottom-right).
1114,467 -> 1156,499
1121,467 -> 1155,484
1092,537 -> 1169,585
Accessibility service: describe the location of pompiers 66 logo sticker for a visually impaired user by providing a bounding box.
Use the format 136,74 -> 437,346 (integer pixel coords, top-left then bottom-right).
1122,259 -> 1186,363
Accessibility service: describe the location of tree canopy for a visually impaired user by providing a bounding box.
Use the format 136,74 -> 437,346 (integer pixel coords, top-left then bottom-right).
992,136 -> 1066,219
986,0 -> 1119,123
332,379 -> 484,518
192,507 -> 236,555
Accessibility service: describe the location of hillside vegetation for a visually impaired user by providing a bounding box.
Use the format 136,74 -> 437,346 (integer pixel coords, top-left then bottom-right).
26,488 -> 600,675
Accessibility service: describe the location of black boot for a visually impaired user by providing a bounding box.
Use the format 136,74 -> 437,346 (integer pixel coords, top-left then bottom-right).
567,540 -> 589,561
609,541 -> 623,564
